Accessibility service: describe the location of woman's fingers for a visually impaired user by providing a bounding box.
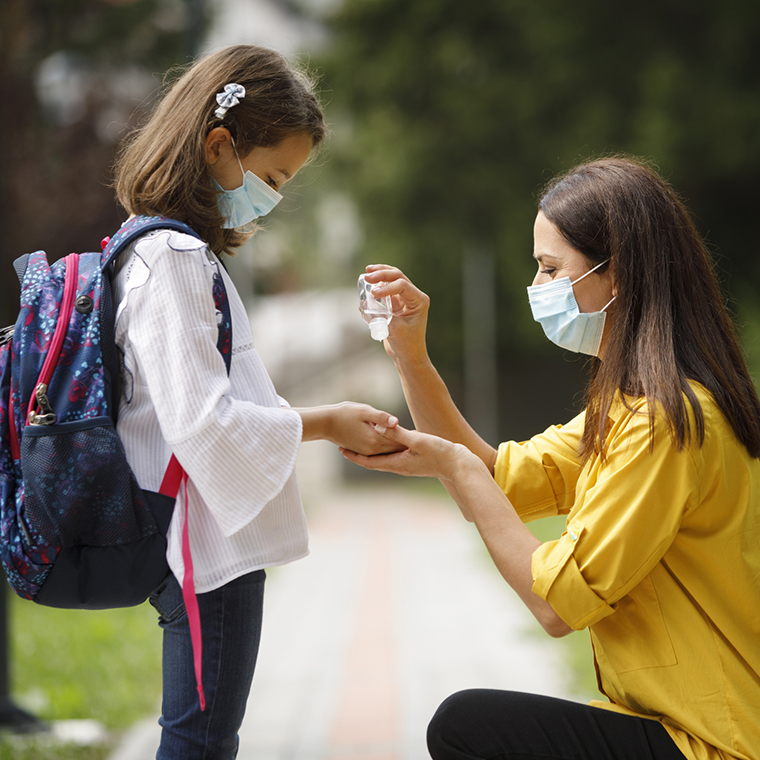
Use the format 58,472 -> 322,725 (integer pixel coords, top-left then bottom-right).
339,446 -> 407,473
370,421 -> 413,444
370,411 -> 399,430
340,424 -> 461,481
364,264 -> 405,277
363,265 -> 428,305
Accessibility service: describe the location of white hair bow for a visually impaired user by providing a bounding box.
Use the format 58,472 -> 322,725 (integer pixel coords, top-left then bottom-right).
215,83 -> 246,119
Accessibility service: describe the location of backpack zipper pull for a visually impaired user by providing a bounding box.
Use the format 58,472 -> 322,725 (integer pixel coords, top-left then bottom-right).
28,383 -> 57,426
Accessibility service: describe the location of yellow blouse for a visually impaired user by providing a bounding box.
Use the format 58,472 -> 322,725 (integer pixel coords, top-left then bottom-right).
494,383 -> 760,760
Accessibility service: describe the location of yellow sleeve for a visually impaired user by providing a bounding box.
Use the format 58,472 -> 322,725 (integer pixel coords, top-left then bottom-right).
531,401 -> 701,630
494,411 -> 585,520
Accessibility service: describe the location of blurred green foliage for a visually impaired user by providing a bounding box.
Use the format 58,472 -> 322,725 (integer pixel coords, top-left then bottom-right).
0,742 -> 106,760
317,0 -> 760,438
9,597 -> 162,728
0,0 -> 204,328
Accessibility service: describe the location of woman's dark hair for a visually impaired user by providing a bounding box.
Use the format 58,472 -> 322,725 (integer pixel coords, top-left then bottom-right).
539,155 -> 760,460
113,45 -> 327,255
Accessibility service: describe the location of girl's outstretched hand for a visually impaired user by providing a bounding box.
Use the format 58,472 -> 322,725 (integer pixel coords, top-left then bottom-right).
339,423 -> 475,482
361,265 -> 430,365
298,402 -> 404,456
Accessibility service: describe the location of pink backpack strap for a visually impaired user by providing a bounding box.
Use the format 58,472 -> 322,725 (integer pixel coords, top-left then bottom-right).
160,454 -> 206,711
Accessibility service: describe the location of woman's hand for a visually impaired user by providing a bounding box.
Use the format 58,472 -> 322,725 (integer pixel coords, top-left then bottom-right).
297,402 -> 404,456
339,423 -> 477,482
341,424 -> 486,522
361,265 -> 498,473
362,265 -> 430,366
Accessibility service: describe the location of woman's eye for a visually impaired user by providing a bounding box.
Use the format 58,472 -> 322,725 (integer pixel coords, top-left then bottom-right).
268,178 -> 278,190
540,268 -> 556,276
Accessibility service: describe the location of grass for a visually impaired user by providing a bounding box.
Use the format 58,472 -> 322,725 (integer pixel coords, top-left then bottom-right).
0,593 -> 162,759
0,739 -> 107,760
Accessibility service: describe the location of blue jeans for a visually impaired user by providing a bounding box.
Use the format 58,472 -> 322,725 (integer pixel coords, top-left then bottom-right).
149,569 -> 266,760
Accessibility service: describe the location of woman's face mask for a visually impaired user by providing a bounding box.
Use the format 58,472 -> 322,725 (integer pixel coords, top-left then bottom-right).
527,259 -> 615,357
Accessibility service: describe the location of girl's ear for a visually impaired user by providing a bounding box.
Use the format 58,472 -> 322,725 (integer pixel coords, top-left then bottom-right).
205,127 -> 234,165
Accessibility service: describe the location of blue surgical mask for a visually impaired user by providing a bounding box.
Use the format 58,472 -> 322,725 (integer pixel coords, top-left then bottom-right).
527,260 -> 615,357
213,152 -> 282,229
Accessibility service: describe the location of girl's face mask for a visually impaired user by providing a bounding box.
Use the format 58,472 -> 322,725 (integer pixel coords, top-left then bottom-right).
213,151 -> 282,229
526,259 -> 615,357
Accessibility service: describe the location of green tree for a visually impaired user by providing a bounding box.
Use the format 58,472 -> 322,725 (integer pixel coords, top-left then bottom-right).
0,0 -> 204,327
319,0 -> 760,440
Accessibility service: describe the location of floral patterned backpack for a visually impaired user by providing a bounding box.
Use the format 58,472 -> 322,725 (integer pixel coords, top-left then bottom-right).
0,215 -> 231,614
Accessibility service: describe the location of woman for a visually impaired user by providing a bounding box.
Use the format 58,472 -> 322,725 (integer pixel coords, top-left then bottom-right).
342,157 -> 760,760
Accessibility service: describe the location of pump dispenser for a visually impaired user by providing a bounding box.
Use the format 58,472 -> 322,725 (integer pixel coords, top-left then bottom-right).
358,274 -> 393,341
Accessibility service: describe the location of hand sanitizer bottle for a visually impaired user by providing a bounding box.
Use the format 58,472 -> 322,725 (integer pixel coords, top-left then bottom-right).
358,274 -> 393,341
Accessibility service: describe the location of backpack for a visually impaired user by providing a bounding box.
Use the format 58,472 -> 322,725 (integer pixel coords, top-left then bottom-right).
0,215 -> 231,613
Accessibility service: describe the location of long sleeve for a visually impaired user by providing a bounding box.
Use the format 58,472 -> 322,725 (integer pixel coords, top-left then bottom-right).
113,227 -> 308,591
529,400 -> 698,630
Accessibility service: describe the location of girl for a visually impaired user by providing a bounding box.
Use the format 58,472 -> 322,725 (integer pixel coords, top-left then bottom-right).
111,45 -> 398,759
344,157 -> 760,760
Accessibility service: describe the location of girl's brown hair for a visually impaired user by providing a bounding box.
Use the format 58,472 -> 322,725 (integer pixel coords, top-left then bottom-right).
113,45 -> 326,255
539,156 -> 760,460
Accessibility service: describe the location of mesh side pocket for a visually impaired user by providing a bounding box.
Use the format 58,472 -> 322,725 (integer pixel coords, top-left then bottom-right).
21,418 -> 158,548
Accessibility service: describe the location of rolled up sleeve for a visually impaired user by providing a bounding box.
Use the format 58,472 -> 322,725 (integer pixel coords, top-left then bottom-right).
532,523 -> 615,629
529,399 -> 700,630
494,412 -> 586,521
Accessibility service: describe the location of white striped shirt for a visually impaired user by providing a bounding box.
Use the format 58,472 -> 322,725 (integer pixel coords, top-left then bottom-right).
112,227 -> 309,593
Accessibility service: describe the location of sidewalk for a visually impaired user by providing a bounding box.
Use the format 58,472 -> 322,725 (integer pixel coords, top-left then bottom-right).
109,469 -> 575,760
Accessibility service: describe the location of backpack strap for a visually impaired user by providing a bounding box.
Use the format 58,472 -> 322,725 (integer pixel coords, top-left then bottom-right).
102,216 -> 232,375
101,215 -> 202,270
158,462 -> 207,710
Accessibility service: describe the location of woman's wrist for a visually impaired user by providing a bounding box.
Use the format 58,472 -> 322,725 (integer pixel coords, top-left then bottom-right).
444,442 -> 511,513
393,349 -> 435,380
447,442 -> 488,486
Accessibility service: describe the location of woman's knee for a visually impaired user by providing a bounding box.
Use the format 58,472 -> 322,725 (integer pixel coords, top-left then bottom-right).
427,689 -> 498,760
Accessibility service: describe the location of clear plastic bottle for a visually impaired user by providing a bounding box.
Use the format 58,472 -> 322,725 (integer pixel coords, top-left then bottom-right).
358,274 -> 393,341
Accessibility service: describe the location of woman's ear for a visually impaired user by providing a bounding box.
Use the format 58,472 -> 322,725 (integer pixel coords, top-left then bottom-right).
205,127 -> 233,166
609,266 -> 618,298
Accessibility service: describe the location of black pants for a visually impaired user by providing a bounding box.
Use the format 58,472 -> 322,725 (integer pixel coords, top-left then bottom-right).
427,690 -> 687,760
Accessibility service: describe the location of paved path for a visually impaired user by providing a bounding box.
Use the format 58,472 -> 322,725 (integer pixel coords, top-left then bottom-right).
109,481 -> 573,760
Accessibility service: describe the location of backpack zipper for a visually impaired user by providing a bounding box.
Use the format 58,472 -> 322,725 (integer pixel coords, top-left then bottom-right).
27,253 -> 79,426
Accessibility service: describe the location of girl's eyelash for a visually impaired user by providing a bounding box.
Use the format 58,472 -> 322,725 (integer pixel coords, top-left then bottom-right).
540,268 -> 556,276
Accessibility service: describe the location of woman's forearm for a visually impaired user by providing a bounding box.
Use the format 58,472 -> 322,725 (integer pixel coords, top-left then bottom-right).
394,354 -> 498,472
338,423 -> 571,637
453,455 -> 573,638
363,264 -> 497,470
